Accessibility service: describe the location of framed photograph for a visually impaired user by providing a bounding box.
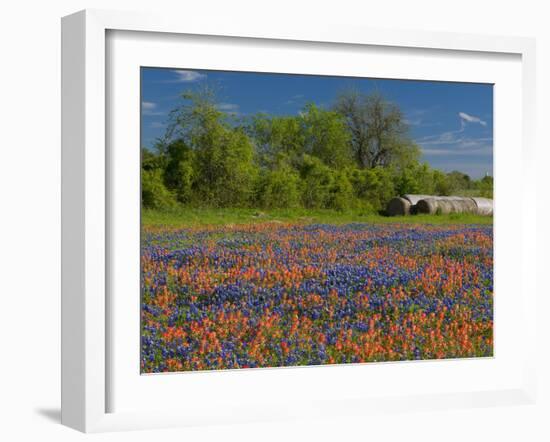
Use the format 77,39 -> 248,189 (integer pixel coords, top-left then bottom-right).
61,9 -> 538,432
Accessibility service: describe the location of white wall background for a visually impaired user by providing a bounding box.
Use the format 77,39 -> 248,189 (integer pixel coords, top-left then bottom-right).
0,1 -> 548,440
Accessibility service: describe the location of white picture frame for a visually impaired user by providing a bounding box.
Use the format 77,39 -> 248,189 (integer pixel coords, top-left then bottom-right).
61,9 -> 538,433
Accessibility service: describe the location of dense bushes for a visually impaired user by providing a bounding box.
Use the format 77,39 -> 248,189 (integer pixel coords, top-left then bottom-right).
256,164 -> 302,209
163,140 -> 195,204
142,88 -> 493,212
141,169 -> 176,210
350,167 -> 395,212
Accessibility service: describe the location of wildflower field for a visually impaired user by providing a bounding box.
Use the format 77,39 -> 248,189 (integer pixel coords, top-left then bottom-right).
141,221 -> 493,373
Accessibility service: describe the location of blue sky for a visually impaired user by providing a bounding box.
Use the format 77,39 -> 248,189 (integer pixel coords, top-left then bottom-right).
141,67 -> 493,178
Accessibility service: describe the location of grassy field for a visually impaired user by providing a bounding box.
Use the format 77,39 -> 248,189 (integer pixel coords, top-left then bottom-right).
142,207 -> 493,228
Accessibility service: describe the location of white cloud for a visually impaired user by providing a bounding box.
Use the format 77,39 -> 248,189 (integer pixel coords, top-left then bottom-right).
403,118 -> 421,126
417,130 -> 462,146
404,108 -> 430,126
459,111 -> 487,127
415,110 -> 491,156
216,103 -> 239,112
285,94 -> 305,105
418,133 -> 493,158
172,70 -> 206,82
142,101 -> 156,110
417,112 -> 491,178
141,101 -> 164,116
421,145 -> 492,156
417,125 -> 492,157
215,102 -> 242,116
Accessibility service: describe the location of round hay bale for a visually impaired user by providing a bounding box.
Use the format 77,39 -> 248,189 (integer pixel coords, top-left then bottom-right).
470,197 -> 493,216
416,198 -> 439,215
402,194 -> 433,206
386,197 -> 412,216
417,196 -> 479,215
448,197 -> 478,214
463,198 -> 479,213
437,199 -> 453,214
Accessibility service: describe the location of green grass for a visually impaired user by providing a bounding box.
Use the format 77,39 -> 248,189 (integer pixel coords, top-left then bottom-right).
142,207 -> 493,228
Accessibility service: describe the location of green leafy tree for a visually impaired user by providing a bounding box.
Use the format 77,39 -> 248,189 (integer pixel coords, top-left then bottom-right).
350,167 -> 395,211
300,103 -> 352,169
141,147 -> 165,171
394,162 -> 437,196
446,170 -> 473,194
141,168 -> 176,209
475,175 -> 493,198
248,114 -> 305,169
300,155 -> 333,209
432,169 -> 451,195
163,140 -> 196,203
327,170 -> 355,211
213,128 -> 258,206
165,87 -> 258,207
334,90 -> 418,169
256,162 -> 302,208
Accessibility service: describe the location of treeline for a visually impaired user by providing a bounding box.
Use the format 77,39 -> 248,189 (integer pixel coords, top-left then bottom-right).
142,88 -> 493,213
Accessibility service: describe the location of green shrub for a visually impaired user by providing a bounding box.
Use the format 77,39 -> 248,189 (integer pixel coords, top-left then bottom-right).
301,103 -> 352,169
476,175 -> 493,198
256,166 -> 302,209
394,163 -> 435,195
300,155 -> 333,209
141,169 -> 176,209
432,169 -> 451,195
163,140 -> 196,204
350,167 -> 395,211
327,170 -> 355,211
